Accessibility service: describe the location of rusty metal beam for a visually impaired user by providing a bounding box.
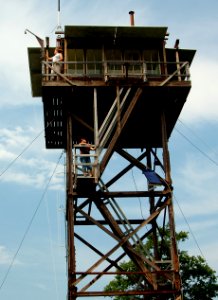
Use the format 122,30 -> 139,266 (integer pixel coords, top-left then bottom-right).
161,112 -> 181,292
74,219 -> 147,225
73,198 -> 171,289
100,87 -> 143,174
66,93 -> 182,300
68,139 -> 181,298
78,228 -> 154,292
72,190 -> 170,198
74,232 -> 123,271
104,150 -> 148,187
117,148 -> 169,188
66,114 -> 77,300
76,289 -> 178,297
72,113 -> 94,132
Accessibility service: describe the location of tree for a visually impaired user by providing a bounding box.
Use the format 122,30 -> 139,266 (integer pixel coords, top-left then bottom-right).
180,251 -> 218,300
104,230 -> 218,300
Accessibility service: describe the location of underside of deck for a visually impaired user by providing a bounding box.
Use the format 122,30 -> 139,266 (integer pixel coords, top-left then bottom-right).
42,83 -> 191,149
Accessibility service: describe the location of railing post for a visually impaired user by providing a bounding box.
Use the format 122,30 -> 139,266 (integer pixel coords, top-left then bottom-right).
64,39 -> 68,76
185,63 -> 190,80
174,39 -> 181,81
142,61 -> 147,82
94,88 -> 99,181
162,40 -> 168,76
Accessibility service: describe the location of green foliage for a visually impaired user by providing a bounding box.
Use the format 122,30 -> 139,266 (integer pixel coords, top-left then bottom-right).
105,260 -> 142,300
104,230 -> 218,300
180,250 -> 218,300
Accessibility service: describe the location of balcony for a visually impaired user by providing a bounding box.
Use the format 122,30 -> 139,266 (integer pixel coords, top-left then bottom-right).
41,60 -> 191,87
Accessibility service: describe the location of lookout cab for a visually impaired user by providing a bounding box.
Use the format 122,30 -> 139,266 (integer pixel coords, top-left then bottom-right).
28,14 -> 195,300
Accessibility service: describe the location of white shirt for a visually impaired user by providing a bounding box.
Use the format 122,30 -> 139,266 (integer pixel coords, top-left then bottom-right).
52,53 -> 62,63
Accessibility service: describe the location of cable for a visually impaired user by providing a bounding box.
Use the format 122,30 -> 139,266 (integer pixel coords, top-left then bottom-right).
45,194 -> 60,300
130,168 -> 145,219
175,127 -> 218,168
0,151 -> 64,292
178,118 -> 218,158
173,194 -> 205,259
173,122 -> 217,259
0,120 -> 54,180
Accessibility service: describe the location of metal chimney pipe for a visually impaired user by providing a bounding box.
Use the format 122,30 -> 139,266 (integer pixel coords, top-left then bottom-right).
129,11 -> 135,26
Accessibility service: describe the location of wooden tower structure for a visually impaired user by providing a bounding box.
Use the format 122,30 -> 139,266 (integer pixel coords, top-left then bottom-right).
28,13 -> 195,300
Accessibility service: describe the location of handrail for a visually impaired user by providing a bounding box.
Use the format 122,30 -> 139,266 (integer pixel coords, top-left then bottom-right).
159,61 -> 190,86
73,144 -> 99,182
42,60 -> 191,83
43,61 -> 76,86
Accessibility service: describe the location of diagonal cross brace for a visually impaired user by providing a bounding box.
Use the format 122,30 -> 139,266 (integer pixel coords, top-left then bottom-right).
100,87 -> 143,174
42,61 -> 76,86
74,198 -> 171,289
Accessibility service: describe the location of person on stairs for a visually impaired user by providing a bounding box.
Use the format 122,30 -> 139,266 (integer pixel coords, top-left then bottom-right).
79,138 -> 95,176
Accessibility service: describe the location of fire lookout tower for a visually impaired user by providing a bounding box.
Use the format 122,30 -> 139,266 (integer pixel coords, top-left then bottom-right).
28,12 -> 195,300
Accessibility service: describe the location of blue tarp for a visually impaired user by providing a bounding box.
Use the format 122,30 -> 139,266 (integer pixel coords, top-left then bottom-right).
142,169 -> 162,185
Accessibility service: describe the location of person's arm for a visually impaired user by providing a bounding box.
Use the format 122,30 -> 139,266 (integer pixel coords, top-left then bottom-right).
59,53 -> 63,61
46,54 -> 53,61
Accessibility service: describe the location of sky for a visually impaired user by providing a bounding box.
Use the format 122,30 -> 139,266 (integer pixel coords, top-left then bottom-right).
0,0 -> 218,299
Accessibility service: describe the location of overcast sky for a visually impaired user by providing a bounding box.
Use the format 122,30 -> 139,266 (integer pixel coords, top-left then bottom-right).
0,1 -> 218,299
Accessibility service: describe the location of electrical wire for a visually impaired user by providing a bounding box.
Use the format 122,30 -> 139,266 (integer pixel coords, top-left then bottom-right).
45,193 -> 60,300
0,120 -> 54,180
130,168 -> 145,220
123,148 -> 147,220
175,127 -> 218,168
179,119 -> 218,158
0,151 -> 64,292
174,120 -> 218,259
178,119 -> 212,148
127,126 -> 215,261
173,194 -> 205,259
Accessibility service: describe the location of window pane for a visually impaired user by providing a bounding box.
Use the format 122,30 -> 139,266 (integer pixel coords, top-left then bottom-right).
105,49 -> 123,74
68,49 -> 84,75
143,50 -> 160,75
124,50 -> 141,74
86,49 -> 102,75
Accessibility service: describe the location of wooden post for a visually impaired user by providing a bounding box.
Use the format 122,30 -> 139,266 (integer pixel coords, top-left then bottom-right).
162,40 -> 168,76
66,113 -> 77,300
93,88 -> 99,181
161,112 -> 182,297
45,37 -> 50,81
161,113 -> 171,185
64,38 -> 68,76
174,39 -> 181,81
116,86 -> 121,134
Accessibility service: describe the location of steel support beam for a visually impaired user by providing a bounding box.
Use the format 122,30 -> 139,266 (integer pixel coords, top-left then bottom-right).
66,114 -> 77,300
161,112 -> 182,296
65,87 -> 183,300
100,87 -> 143,174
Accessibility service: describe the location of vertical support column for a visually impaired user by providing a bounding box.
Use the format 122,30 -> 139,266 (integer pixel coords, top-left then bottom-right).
93,88 -> 99,181
162,40 -> 168,76
66,113 -> 77,300
45,37 -> 49,81
161,112 -> 182,298
64,38 -> 68,76
93,88 -> 99,146
174,39 -> 181,82
116,86 -> 121,134
161,113 -> 171,185
147,148 -> 159,260
146,147 -> 158,290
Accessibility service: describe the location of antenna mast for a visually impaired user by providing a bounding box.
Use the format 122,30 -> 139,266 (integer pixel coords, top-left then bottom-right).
58,0 -> 60,28
56,0 -> 63,34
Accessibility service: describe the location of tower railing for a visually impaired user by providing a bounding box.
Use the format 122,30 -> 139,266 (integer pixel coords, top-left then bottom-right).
42,60 -> 190,83
73,144 -> 99,185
